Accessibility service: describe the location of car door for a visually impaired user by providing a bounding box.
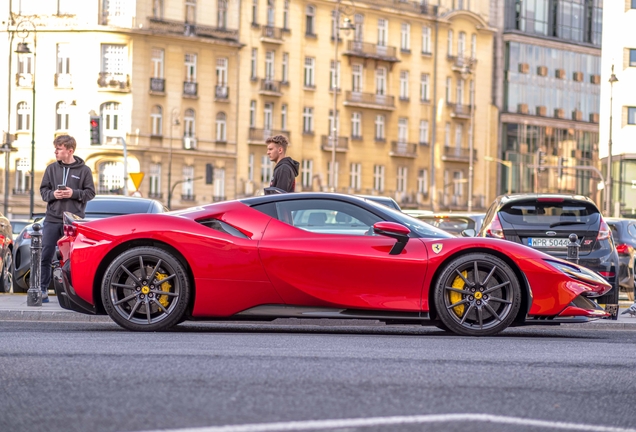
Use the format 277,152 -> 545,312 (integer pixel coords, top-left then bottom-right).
258,198 -> 428,312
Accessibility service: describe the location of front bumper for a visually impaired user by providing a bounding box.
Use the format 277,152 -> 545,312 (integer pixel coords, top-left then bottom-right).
524,294 -> 610,325
53,260 -> 97,315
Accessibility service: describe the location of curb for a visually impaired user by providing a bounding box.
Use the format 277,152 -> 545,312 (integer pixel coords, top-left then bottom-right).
0,310 -> 112,323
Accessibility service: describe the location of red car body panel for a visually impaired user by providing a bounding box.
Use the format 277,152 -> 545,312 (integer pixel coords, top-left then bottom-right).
58,200 -> 611,322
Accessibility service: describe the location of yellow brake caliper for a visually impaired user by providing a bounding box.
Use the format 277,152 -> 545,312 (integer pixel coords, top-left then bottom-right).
450,271 -> 468,317
155,272 -> 172,308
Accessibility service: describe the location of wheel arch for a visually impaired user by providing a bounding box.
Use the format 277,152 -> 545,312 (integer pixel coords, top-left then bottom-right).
427,247 -> 531,325
92,239 -> 195,315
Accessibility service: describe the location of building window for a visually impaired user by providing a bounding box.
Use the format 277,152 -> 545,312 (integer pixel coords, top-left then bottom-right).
327,161 -> 339,188
101,0 -> 129,25
216,58 -> 228,86
213,168 -> 225,201
471,33 -> 477,58
633,0 -> 636,8
218,0 -> 227,28
281,104 -> 288,130
151,48 -> 164,78
304,57 -> 315,87
444,122 -> 451,146
184,53 -> 197,82
248,153 -> 254,182
375,67 -> 386,95
352,64 -> 363,92
373,165 -> 385,192
282,52 -> 289,82
328,109 -> 340,135
100,102 -> 121,136
98,161 -> 124,194
628,107 -> 636,125
302,107 -> 314,133
375,115 -> 385,140
56,43 -> 71,75
261,155 -> 273,184
306,5 -> 315,35
149,163 -> 161,197
184,108 -> 195,137
101,44 -> 127,76
251,0 -> 258,24
331,10 -> 338,40
354,14 -> 364,41
445,77 -> 452,102
420,73 -> 430,101
351,112 -> 362,138
152,0 -> 163,18
631,49 -> 636,67
417,168 -> 428,194
185,0 -> 196,23
419,120 -> 429,145
263,103 -> 273,130
283,0 -> 290,29
55,101 -> 70,131
250,48 -> 257,79
377,19 -> 387,46
397,118 -> 408,142
350,163 -> 362,190
266,0 -> 274,26
216,112 -> 226,142
399,70 -> 409,99
455,124 -> 463,147
400,23 -> 410,51
17,53 -> 33,86
301,159 -> 313,188
15,158 -> 30,193
330,60 -> 341,90
182,165 -> 194,199
265,51 -> 275,79
397,166 -> 407,193
249,101 -> 256,127
456,79 -> 465,104
447,29 -> 453,56
458,31 -> 466,56
453,171 -> 463,196
422,26 -> 431,53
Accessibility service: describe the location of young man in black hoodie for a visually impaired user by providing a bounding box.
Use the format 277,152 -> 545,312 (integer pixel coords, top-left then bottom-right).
39,135 -> 95,302
266,135 -> 299,192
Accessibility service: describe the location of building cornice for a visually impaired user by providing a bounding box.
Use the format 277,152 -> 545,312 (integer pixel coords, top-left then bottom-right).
503,32 -> 601,56
500,113 -> 600,132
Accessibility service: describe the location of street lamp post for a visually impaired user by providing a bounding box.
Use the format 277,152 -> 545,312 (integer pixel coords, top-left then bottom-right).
606,65 -> 618,217
14,20 -> 37,217
167,108 -> 180,209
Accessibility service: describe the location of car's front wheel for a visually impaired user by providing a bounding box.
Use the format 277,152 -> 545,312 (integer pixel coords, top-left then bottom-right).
102,247 -> 190,331
434,253 -> 521,336
0,248 -> 13,293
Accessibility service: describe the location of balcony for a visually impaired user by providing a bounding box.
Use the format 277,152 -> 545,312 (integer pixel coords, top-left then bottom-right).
15,73 -> 33,87
55,73 -> 72,88
441,146 -> 477,163
321,135 -> 349,152
181,194 -> 196,201
260,26 -> 284,43
343,41 -> 399,63
215,85 -> 229,100
147,17 -> 239,41
183,81 -> 198,97
97,72 -> 130,91
148,192 -> 163,199
183,136 -> 197,150
448,103 -> 473,119
390,141 -> 418,158
344,91 -> 395,111
149,77 -> 165,93
248,128 -> 290,145
259,79 -> 282,96
447,55 -> 477,72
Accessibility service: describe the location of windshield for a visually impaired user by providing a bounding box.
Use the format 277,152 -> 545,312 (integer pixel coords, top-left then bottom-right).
366,201 -> 453,238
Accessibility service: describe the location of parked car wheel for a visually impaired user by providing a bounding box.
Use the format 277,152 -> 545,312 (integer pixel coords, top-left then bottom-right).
102,247 -> 190,332
434,253 -> 521,336
1,248 -> 13,293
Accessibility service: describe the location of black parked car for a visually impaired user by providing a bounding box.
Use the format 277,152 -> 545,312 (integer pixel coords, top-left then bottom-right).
412,212 -> 486,237
606,218 -> 636,302
12,195 -> 167,293
477,194 -> 620,316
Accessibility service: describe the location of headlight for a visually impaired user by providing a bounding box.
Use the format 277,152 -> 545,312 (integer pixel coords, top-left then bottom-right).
545,259 -> 608,285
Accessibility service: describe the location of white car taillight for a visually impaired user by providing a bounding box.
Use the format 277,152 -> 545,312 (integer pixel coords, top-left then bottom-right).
597,217 -> 610,241
485,214 -> 505,239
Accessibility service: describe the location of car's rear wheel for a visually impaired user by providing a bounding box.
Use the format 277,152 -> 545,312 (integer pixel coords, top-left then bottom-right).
434,253 -> 521,336
0,248 -> 13,293
102,247 -> 190,331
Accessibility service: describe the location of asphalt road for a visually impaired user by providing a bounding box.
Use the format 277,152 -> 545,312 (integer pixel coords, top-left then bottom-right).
1,321 -> 636,432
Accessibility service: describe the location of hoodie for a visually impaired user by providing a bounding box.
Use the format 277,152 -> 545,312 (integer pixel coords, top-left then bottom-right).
40,156 -> 96,222
270,157 -> 300,192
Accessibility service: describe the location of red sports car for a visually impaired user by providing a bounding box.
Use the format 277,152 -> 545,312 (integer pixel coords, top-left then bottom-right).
54,193 -> 612,336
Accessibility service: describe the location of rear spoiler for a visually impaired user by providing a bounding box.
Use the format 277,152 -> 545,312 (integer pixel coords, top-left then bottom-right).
63,211 -> 84,225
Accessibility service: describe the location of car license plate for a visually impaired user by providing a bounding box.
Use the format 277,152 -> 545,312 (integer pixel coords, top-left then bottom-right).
529,238 -> 570,248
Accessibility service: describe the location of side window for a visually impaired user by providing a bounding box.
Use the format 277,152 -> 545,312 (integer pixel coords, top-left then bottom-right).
275,199 -> 382,235
628,224 -> 636,239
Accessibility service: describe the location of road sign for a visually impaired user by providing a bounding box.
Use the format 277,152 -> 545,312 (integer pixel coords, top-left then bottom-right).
129,172 -> 144,191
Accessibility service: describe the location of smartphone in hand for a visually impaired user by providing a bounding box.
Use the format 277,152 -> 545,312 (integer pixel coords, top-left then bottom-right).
57,185 -> 66,190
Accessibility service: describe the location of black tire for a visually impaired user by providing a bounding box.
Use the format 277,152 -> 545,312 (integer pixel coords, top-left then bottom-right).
0,248 -> 13,293
434,253 -> 521,336
102,247 -> 190,332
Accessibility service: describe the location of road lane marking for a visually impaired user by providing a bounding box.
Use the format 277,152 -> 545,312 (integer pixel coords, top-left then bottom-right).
138,413 -> 636,432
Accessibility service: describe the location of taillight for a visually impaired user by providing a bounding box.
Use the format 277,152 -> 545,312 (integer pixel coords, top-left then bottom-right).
598,271 -> 615,278
485,214 -> 505,239
616,243 -> 633,255
63,224 -> 77,237
22,231 -> 31,239
597,217 -> 610,241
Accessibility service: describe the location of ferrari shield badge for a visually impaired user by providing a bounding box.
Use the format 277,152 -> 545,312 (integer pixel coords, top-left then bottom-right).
432,243 -> 443,254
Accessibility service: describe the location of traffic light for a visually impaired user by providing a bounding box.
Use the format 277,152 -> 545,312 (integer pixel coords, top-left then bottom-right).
90,116 -> 101,145
557,156 -> 568,178
537,149 -> 547,172
205,163 -> 214,184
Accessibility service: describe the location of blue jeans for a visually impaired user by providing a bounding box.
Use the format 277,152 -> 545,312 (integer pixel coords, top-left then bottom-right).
40,220 -> 63,293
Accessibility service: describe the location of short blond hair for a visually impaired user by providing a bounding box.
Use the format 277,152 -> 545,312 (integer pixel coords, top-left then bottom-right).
54,135 -> 77,151
265,135 -> 289,152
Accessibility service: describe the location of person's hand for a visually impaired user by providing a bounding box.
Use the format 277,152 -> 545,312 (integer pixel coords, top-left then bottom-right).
54,187 -> 73,199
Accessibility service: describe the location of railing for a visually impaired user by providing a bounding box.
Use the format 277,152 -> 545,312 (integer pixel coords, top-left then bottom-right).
55,73 -> 72,88
345,91 -> 395,109
148,192 -> 163,199
16,73 -> 33,87
261,26 -> 284,40
260,79 -> 282,94
345,41 -> 398,61
97,72 -> 130,90
249,128 -> 290,143
390,141 -> 418,158
447,55 -> 477,69
215,85 -> 229,99
181,194 -> 196,201
321,135 -> 349,152
150,77 -> 165,92
147,17 -> 239,40
183,81 -> 198,96
442,146 -> 477,162
448,103 -> 473,118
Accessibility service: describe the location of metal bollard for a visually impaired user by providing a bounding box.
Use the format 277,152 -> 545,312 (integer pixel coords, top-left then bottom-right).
566,233 -> 579,265
27,223 -> 42,307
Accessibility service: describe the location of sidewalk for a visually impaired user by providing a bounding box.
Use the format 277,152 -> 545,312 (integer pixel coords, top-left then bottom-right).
1,293 -> 635,329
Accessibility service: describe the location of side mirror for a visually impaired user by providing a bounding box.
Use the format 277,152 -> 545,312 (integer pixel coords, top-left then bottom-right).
373,221 -> 410,255
461,229 -> 476,237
